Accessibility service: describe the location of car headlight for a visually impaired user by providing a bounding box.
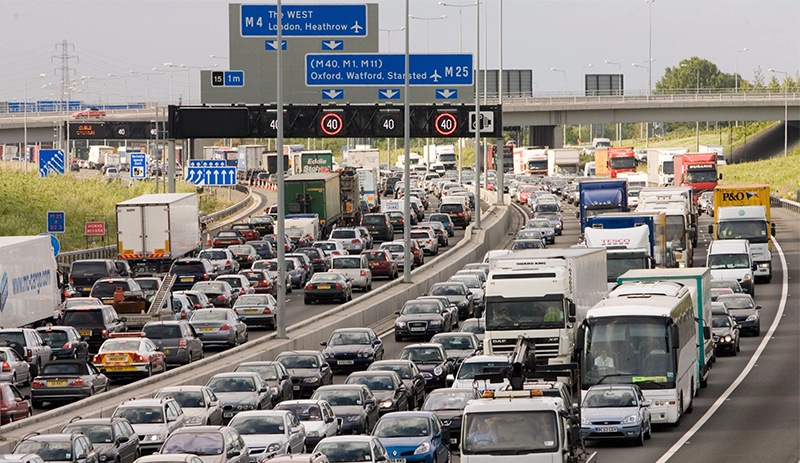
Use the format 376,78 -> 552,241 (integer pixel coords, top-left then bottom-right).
430,320 -> 442,327
99,455 -> 108,462
742,274 -> 753,282
145,434 -> 165,442
303,377 -> 320,383
433,366 -> 444,376
185,415 -> 203,425
414,442 -> 431,455
236,404 -> 256,411
380,399 -> 395,409
267,443 -> 283,452
581,416 -> 591,425
396,321 -> 407,328
746,314 -> 758,322
723,335 -> 732,343
306,430 -> 319,437
270,386 -> 279,395
346,415 -> 361,422
621,414 -> 639,425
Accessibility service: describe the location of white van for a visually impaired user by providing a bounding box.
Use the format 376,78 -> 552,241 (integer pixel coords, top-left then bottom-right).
707,239 -> 755,296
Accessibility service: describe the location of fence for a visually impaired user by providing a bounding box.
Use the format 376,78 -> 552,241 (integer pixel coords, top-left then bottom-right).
772,195 -> 800,216
56,184 -> 252,267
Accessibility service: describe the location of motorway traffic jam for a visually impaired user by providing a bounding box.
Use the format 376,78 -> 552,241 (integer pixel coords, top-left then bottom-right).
0,144 -> 784,463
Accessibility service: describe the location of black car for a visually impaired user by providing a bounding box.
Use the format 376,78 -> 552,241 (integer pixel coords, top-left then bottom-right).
61,306 -> 127,352
212,229 -> 246,247
227,245 -> 260,270
235,361 -> 294,407
344,371 -> 410,415
367,360 -> 427,410
295,247 -> 329,273
430,332 -> 481,367
142,321 -> 204,366
169,258 -> 216,291
249,215 -> 275,236
310,384 -> 379,434
36,326 -> 90,361
69,259 -> 121,296
275,350 -> 333,399
61,417 -> 140,463
320,328 -> 384,372
716,294 -> 761,336
399,344 -> 454,391
712,314 -> 741,356
394,299 -> 454,341
13,432 -> 98,463
422,388 -> 482,450
427,282 -> 474,320
360,214 -> 394,242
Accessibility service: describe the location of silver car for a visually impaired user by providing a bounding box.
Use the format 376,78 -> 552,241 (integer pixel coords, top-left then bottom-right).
522,219 -> 555,244
199,249 -> 240,275
409,229 -> 439,256
0,347 -> 31,387
228,410 -> 306,460
112,397 -> 186,454
206,372 -> 274,423
232,294 -> 278,329
189,309 -> 248,348
159,426 -> 249,463
155,385 -> 224,426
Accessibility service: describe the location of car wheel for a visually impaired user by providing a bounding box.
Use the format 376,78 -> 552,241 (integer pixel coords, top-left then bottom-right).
243,332 -> 249,343
635,429 -> 645,447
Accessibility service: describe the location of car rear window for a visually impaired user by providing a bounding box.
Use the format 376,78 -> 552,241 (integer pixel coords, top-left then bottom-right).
363,252 -> 387,262
0,332 -> 25,345
332,257 -> 362,269
361,215 -> 385,226
440,203 -> 463,213
71,262 -> 108,276
92,281 -> 130,297
199,250 -> 228,260
410,232 -> 429,240
171,262 -> 206,275
331,230 -> 357,239
63,310 -> 105,327
143,324 -> 182,339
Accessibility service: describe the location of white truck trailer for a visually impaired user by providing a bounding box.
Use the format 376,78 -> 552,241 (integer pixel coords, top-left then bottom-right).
0,236 -> 61,327
116,193 -> 201,274
547,148 -> 581,176
483,248 -> 608,365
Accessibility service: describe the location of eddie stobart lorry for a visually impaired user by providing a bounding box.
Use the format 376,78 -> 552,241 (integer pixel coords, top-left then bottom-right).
708,184 -> 774,283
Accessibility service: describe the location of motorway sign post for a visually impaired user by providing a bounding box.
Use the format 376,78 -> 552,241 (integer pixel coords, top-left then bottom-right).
46,211 -> 66,234
38,149 -> 65,177
185,166 -> 237,186
130,152 -> 147,179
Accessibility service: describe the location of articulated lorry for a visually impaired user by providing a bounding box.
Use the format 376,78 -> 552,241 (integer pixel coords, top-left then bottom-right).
483,248 -> 608,366
284,170 -> 362,236
576,179 -> 628,232
708,184 -> 774,283
606,147 -> 637,178
647,148 -> 687,187
116,193 -> 201,275
547,148 -> 581,176
673,153 -> 720,203
0,236 -> 61,327
616,267 -> 714,390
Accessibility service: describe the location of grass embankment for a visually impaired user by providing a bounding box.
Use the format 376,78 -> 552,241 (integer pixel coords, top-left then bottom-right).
0,167 -> 235,251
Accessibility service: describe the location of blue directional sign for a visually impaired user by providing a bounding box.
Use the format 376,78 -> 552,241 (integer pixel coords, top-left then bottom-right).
435,89 -> 459,100
305,53 -> 473,86
130,152 -> 147,179
185,166 -> 237,186
39,233 -> 60,257
321,40 -> 344,51
378,89 -> 400,100
265,40 -> 288,51
241,4 -> 367,37
47,211 -> 66,234
188,159 -> 227,168
39,149 -> 65,177
322,89 -> 344,100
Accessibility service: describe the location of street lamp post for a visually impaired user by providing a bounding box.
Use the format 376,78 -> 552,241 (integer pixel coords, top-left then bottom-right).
165,63 -> 218,105
550,68 -> 567,94
647,0 -> 655,97
408,15 -> 446,53
735,48 -> 748,93
23,73 -> 47,173
379,27 -> 404,52
769,69 -> 789,157
473,0 -> 480,230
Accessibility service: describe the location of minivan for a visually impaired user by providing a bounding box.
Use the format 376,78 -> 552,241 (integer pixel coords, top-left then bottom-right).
706,239 -> 755,296
70,259 -> 121,296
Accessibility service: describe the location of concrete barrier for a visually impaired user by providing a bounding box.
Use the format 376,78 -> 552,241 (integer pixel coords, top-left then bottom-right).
0,194 -> 518,450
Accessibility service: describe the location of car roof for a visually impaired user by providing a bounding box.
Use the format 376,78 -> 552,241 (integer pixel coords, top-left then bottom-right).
22,434 -> 74,442
315,384 -> 368,391
277,350 -> 320,357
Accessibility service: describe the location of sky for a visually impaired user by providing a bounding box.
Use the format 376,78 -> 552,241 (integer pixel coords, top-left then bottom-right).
1,0 -> 798,105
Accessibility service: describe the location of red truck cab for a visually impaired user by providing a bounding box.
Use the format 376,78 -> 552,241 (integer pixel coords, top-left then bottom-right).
607,147 -> 638,178
674,153 -> 720,203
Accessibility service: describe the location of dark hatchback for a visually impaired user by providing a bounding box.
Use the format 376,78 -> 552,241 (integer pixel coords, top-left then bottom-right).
275,350 -> 333,399
295,247 -> 330,273
169,258 -> 215,291
320,328 -> 384,372
36,326 -> 90,361
61,306 -> 126,352
360,214 -> 394,242
399,343 -> 454,391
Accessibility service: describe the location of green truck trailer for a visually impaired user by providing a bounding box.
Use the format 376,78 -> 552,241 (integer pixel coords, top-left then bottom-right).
284,170 -> 361,236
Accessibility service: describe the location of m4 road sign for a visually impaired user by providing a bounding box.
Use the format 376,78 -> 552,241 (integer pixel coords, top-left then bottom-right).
240,4 -> 367,37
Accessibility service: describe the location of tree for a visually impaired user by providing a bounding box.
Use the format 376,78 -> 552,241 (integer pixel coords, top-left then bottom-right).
655,57 -> 735,93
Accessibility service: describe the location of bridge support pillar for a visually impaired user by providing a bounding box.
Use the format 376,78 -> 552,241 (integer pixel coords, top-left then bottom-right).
527,125 -> 562,148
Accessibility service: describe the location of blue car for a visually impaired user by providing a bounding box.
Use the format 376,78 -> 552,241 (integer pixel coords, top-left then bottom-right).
428,213 -> 455,237
581,384 -> 652,446
372,411 -> 449,463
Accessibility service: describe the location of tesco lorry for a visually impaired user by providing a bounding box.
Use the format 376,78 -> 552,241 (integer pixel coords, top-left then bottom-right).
708,184 -> 774,283
116,193 -> 201,274
0,236 -> 61,327
585,211 -> 672,271
483,248 -> 607,367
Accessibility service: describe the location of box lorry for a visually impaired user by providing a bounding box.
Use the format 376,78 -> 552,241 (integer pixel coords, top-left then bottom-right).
88,145 -> 116,169
708,184 -> 773,283
237,145 -> 267,173
576,179 -> 628,232
116,193 -> 201,274
547,148 -> 581,176
345,148 -> 380,170
483,248 -> 607,368
593,149 -> 609,177
646,148 -> 687,187
699,144 -> 726,165
284,170 -> 361,236
673,153 -> 720,202
585,211 -> 672,270
0,236 -> 61,327
616,267 -> 715,389
356,167 -> 380,212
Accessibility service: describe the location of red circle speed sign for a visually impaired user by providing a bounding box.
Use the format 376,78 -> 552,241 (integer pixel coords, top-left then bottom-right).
434,112 -> 458,136
319,112 -> 344,136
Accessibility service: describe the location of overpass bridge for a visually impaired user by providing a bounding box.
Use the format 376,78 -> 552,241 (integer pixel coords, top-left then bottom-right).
1,91 -> 799,145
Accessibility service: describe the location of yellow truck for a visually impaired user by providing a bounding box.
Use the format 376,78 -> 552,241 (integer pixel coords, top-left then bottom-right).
709,184 -> 774,282
593,149 -> 609,177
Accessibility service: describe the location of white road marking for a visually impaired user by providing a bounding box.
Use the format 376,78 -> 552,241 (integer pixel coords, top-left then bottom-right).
656,237 -> 789,463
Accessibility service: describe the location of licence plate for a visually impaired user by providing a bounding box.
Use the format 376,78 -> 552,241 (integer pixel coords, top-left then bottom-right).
79,330 -> 91,337
180,276 -> 194,283
106,355 -> 128,363
106,366 -> 137,372
338,360 -> 354,365
48,381 -> 67,387
410,327 -> 426,332
317,285 -> 330,290
389,459 -> 406,463
597,426 -> 617,433
82,287 -> 92,292
368,262 -> 378,267
293,385 -> 301,390
163,349 -> 171,354
450,438 -> 458,444
200,327 -> 216,332
224,412 -> 234,418
244,309 -> 260,314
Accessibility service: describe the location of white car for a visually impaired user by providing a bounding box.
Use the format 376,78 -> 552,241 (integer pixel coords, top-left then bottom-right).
328,228 -> 366,255
380,241 -> 409,270
215,274 -> 255,297
312,240 -> 347,261
228,410 -> 306,460
274,399 -> 340,449
409,228 -> 439,256
329,255 -> 373,292
199,248 -> 240,275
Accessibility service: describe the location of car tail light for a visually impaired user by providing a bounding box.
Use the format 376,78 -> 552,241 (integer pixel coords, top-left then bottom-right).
351,239 -> 360,244
63,342 -> 73,350
133,354 -> 146,362
360,270 -> 367,276
101,329 -> 108,338
458,213 -> 464,217
225,262 -> 231,269
26,349 -> 32,362
427,240 -> 433,244
181,310 -> 188,320
262,279 -> 270,286
93,354 -> 102,363
217,295 -> 226,300
194,303 -> 202,309
31,380 -> 44,388
262,308 -> 272,314
305,284 -> 313,291
69,277 -> 74,285
240,288 -> 246,295
1,362 -> 9,373
69,379 -> 85,387
220,324 -> 231,331
203,273 -> 210,281
314,259 -> 323,263
335,284 -> 343,290
178,338 -> 187,348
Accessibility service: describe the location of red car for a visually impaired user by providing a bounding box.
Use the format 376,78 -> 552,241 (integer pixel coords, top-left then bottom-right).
0,381 -> 31,423
239,269 -> 279,296
361,249 -> 399,279
231,223 -> 261,242
71,107 -> 106,119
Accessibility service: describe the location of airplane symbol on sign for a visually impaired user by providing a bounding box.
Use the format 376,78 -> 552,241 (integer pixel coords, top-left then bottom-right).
431,70 -> 442,82
351,21 -> 363,33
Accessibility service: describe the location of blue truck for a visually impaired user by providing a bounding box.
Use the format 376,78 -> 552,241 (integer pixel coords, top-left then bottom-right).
576,179 -> 628,232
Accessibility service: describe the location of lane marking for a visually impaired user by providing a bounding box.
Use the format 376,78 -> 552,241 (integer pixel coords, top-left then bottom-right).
656,237 -> 789,463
